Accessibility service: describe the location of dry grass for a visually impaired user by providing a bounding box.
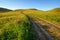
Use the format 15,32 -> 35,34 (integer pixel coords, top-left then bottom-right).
0,10 -> 37,40
23,9 -> 60,40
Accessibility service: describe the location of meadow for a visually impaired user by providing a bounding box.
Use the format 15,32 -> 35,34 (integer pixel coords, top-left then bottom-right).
23,9 -> 60,25
0,8 -> 60,40
23,9 -> 60,40
0,10 -> 37,40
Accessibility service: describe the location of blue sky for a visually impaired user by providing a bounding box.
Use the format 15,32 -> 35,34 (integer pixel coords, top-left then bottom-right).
0,0 -> 60,10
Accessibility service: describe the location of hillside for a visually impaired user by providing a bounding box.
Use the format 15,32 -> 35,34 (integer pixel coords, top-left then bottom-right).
22,8 -> 60,24
47,8 -> 60,12
0,8 -> 60,40
0,10 -> 37,40
0,7 -> 12,13
13,8 -> 60,25
22,8 -> 60,40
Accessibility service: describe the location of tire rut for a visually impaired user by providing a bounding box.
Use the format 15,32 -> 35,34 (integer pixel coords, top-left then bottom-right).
27,16 -> 55,40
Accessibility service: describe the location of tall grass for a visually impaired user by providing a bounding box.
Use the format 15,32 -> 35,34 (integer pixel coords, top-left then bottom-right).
23,10 -> 60,25
0,11 -> 36,40
23,9 -> 60,40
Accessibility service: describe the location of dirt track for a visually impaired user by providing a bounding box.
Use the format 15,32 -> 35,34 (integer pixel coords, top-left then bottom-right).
36,17 -> 60,30
27,16 -> 55,40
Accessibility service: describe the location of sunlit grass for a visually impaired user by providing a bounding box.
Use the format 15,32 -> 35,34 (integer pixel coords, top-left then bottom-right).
23,10 -> 60,25
0,8 -> 60,40
0,10 -> 36,40
23,9 -> 60,40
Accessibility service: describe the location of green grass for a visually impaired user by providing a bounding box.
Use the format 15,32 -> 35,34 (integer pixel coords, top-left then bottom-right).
23,9 -> 60,25
0,8 -> 60,40
0,11 -> 37,40
23,9 -> 60,40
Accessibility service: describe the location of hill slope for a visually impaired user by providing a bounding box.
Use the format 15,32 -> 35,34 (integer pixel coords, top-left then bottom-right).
0,10 -> 36,40
23,8 -> 60,25
22,8 -> 60,40
0,8 -> 60,40
47,8 -> 60,12
0,7 -> 12,13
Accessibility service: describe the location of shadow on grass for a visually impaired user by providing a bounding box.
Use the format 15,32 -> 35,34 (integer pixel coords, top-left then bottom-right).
22,22 -> 37,40
0,21 -> 37,40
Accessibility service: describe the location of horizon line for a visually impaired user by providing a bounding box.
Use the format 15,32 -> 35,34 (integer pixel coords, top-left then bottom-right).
0,7 -> 60,11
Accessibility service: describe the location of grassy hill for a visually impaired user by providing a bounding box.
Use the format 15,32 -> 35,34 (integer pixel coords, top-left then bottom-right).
47,8 -> 60,12
22,8 -> 60,40
0,10 -> 36,40
0,8 -> 60,40
23,8 -> 60,25
0,7 -> 12,13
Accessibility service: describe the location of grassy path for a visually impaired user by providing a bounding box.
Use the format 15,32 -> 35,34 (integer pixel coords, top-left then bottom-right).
26,15 -> 55,40
32,16 -> 60,40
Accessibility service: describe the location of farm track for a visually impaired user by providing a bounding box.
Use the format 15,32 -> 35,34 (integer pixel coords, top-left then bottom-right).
26,16 -> 55,40
35,17 -> 60,31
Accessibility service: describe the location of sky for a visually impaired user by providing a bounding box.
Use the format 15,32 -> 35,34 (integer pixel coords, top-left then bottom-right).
0,0 -> 60,10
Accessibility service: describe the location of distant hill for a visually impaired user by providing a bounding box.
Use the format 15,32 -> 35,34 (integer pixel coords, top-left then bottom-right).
47,8 -> 60,12
15,8 -> 38,11
0,7 -> 12,13
14,8 -> 44,12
